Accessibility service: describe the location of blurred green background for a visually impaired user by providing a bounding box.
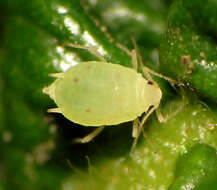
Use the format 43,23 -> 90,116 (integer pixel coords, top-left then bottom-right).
0,0 -> 217,189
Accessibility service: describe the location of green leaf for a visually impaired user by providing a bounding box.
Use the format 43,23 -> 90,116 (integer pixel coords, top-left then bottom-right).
62,98 -> 217,189
159,0 -> 217,102
168,144 -> 217,190
1,0 -> 217,189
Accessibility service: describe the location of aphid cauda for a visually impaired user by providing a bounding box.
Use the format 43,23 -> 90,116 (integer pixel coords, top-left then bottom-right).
43,44 -> 174,145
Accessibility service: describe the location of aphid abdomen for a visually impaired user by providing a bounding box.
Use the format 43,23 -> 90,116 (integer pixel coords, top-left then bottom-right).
47,61 -> 162,126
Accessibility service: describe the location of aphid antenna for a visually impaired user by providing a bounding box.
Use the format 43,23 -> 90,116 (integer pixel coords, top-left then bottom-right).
63,43 -> 107,62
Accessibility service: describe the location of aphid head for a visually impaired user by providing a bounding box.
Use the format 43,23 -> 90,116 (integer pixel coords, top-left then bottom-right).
144,82 -> 162,110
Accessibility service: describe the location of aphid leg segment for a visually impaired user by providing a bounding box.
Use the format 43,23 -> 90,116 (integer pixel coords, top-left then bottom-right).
135,45 -> 176,86
47,108 -> 62,113
131,107 -> 155,151
66,159 -> 84,175
139,58 -> 153,82
73,126 -> 105,143
156,108 -> 167,123
131,37 -> 138,52
85,156 -> 93,174
131,37 -> 151,76
117,43 -> 138,71
142,65 -> 176,86
140,106 -> 155,130
131,49 -> 138,71
132,118 -> 140,138
131,119 -> 140,152
157,97 -> 188,123
116,43 -> 131,56
64,43 -> 106,62
131,136 -> 139,152
49,73 -> 63,78
42,87 -> 49,95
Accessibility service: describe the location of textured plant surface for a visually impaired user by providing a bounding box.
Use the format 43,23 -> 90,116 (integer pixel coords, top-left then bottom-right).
0,0 -> 217,190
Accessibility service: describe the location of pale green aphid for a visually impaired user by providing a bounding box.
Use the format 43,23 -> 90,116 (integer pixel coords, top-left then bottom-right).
43,44 -> 172,145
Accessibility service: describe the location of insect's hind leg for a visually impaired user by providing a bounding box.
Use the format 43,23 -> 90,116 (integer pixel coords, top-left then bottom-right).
63,43 -> 107,62
73,126 -> 105,143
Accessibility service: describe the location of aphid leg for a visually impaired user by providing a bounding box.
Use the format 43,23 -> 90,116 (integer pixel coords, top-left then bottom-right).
135,46 -> 176,86
156,108 -> 167,123
73,126 -> 105,143
131,37 -> 138,51
156,104 -> 187,123
47,108 -> 62,113
131,109 -> 155,152
131,49 -> 138,71
63,43 -> 106,62
116,43 -> 138,71
116,43 -> 131,56
118,42 -> 156,79
85,155 -> 93,174
140,57 -> 153,82
156,89 -> 189,123
42,87 -> 49,95
131,37 -> 150,74
142,65 -> 176,86
132,118 -> 140,138
160,103 -> 186,123
131,118 -> 141,152
66,159 -> 84,175
49,73 -> 63,78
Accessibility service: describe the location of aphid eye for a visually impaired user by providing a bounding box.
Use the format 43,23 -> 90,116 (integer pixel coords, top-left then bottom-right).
147,81 -> 153,85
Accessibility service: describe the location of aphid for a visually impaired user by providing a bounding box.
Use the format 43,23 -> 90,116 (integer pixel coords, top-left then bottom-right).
43,44 -> 173,146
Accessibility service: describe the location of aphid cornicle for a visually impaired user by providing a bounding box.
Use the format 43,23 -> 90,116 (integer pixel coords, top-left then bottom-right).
43,44 -> 169,144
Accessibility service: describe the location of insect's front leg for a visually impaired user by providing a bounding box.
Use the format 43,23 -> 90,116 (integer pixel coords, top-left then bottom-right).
156,108 -> 167,123
156,96 -> 188,123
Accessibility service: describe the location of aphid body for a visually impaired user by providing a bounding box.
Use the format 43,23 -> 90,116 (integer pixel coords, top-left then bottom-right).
43,61 -> 162,126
